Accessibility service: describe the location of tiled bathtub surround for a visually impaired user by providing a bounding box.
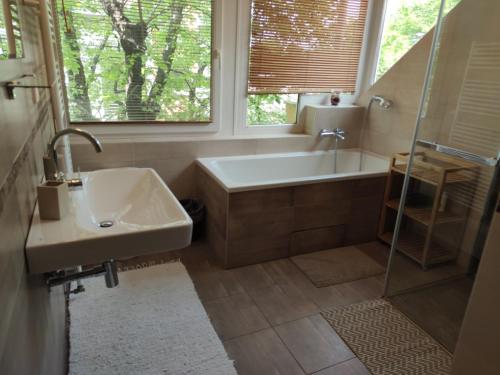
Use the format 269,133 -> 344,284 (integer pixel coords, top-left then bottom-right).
197,167 -> 386,268
0,6 -> 66,375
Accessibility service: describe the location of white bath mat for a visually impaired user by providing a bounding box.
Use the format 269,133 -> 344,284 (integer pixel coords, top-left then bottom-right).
69,262 -> 237,375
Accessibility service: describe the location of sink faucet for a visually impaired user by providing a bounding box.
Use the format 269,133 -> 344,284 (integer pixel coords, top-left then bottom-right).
319,128 -> 346,140
44,128 -> 103,185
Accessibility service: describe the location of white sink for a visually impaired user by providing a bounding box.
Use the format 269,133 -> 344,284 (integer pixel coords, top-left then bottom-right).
26,168 -> 193,274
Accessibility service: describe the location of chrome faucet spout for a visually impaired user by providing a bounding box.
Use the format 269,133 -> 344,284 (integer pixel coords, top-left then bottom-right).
319,127 -> 346,141
49,128 -> 102,167
319,128 -> 346,174
370,95 -> 393,110
45,128 -> 102,183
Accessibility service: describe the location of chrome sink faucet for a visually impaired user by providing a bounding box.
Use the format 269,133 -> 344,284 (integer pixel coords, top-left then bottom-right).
319,127 -> 346,140
44,128 -> 103,186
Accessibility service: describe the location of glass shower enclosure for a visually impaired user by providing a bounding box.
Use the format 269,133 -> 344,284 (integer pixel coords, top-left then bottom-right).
380,0 -> 500,353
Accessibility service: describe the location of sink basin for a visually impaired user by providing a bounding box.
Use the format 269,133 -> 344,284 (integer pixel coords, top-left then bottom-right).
26,168 -> 192,274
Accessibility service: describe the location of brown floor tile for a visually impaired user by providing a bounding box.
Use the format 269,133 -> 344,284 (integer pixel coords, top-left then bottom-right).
275,315 -> 355,374
262,258 -> 382,310
261,258 -> 308,285
355,241 -> 390,267
332,276 -> 384,307
248,283 -> 318,326
312,359 -> 370,375
230,263 -> 276,293
203,293 -> 270,341
188,262 -> 246,302
389,277 -> 473,352
224,328 -> 305,375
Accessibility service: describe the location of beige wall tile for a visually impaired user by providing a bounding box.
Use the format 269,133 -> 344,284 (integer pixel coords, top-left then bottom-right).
71,141 -> 135,163
0,6 -> 66,374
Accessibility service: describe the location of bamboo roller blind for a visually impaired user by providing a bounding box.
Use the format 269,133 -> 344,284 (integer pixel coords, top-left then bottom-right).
248,0 -> 368,94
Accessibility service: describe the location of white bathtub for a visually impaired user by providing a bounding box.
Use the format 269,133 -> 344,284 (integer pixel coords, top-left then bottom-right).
197,149 -> 390,192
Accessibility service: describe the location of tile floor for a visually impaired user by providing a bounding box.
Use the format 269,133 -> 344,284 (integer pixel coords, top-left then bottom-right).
179,244 -> 386,375
117,240 -> 470,374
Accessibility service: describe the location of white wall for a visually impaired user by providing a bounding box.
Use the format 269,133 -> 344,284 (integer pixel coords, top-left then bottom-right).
452,201 -> 500,375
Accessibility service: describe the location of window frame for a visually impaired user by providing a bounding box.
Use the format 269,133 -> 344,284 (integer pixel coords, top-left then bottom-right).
233,0 -> 377,135
359,0 -> 389,90
61,0 -> 383,138
366,0 -> 448,87
59,0 -> 222,134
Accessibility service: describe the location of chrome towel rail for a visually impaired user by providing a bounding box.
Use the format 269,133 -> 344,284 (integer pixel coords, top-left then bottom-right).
416,139 -> 499,167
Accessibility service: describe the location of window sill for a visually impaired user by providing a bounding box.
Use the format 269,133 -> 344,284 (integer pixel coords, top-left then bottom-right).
68,128 -> 313,144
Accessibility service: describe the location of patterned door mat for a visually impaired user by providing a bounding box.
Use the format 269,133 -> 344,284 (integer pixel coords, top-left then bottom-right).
321,299 -> 452,375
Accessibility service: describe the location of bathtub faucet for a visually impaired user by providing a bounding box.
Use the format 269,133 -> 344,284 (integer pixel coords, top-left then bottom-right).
319,128 -> 347,174
319,128 -> 346,141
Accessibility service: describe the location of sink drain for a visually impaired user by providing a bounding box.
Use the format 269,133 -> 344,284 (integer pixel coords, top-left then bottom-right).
99,220 -> 114,228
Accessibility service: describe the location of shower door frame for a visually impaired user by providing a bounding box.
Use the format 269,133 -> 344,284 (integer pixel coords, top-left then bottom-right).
381,0 -> 500,296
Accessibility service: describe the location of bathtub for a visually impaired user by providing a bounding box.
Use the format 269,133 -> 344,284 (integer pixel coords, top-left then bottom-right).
196,149 -> 390,192
196,148 -> 390,268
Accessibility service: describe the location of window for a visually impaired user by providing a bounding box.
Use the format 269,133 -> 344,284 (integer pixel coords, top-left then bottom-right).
246,0 -> 368,125
375,0 -> 461,81
0,0 -> 23,59
247,94 -> 298,125
56,0 -> 212,124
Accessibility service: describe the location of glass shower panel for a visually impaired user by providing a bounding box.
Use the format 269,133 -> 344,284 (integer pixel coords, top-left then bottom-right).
382,0 -> 500,353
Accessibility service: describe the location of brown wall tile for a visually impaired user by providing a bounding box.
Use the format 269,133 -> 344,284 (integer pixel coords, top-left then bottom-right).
345,195 -> 384,245
226,235 -> 290,268
228,207 -> 294,240
291,225 -> 346,255
294,180 -> 353,206
294,201 -> 351,231
229,187 -> 293,215
351,177 -> 386,197
197,168 -> 228,236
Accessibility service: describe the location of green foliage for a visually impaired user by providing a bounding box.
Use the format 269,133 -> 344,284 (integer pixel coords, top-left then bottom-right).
57,0 -> 211,122
0,8 -> 8,59
376,0 -> 461,80
247,94 -> 298,125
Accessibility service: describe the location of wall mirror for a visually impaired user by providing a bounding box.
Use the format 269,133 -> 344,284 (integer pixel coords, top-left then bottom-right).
1,0 -> 24,59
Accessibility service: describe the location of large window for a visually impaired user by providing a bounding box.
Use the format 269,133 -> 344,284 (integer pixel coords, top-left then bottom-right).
246,0 -> 368,126
375,0 -> 461,81
56,0 -> 212,124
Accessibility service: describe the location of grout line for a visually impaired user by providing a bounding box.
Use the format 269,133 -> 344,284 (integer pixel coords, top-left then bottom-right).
221,326 -> 271,344
220,264 -> 308,374
223,262 -> 317,374
271,325 -> 309,375
308,357 -> 359,375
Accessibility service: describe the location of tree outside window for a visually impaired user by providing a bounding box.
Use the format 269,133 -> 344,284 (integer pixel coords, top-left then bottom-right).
376,0 -> 461,81
57,0 -> 212,123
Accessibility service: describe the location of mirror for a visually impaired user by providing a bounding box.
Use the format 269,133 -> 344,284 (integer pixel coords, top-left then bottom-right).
1,0 -> 24,59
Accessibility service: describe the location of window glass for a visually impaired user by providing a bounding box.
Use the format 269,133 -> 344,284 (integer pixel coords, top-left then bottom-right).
375,0 -> 461,81
247,94 -> 298,126
56,0 -> 212,123
247,0 -> 368,125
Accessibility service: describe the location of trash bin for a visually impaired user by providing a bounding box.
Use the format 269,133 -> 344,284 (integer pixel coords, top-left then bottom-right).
180,199 -> 206,241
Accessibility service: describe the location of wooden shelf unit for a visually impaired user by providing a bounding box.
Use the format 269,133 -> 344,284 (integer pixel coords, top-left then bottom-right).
385,199 -> 466,226
379,231 -> 456,266
378,151 -> 479,269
